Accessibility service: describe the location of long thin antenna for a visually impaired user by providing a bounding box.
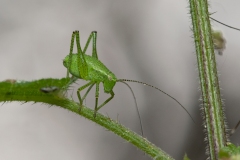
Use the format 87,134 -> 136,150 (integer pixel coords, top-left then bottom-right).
230,120 -> 240,135
117,79 -> 196,124
210,17 -> 240,31
118,81 -> 144,137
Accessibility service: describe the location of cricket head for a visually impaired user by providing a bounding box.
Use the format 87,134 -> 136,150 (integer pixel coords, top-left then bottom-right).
103,74 -> 117,93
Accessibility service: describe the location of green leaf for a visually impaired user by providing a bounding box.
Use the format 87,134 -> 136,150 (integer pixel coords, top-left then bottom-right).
219,143 -> 240,159
183,154 -> 190,160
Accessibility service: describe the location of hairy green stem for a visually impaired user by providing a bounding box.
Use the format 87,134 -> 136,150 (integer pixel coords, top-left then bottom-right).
188,0 -> 227,159
0,78 -> 173,160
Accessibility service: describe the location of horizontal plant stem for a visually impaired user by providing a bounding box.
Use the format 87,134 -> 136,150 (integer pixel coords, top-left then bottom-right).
0,78 -> 173,160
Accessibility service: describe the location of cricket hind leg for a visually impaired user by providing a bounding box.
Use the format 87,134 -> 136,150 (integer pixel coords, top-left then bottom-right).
91,31 -> 98,59
66,31 -> 76,78
75,31 -> 89,79
82,31 -> 98,59
67,31 -> 88,79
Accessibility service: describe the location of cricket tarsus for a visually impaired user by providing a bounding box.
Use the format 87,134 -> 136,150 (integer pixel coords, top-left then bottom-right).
118,79 -> 196,124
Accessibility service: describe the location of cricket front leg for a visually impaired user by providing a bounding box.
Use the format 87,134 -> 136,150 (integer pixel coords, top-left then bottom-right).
95,90 -> 115,116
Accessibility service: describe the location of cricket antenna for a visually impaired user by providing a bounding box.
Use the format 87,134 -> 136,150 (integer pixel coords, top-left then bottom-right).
210,17 -> 240,31
230,120 -> 240,136
118,81 -> 144,137
117,79 -> 196,124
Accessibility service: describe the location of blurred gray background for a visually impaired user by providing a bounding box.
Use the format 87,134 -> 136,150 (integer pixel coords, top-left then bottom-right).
0,0 -> 239,159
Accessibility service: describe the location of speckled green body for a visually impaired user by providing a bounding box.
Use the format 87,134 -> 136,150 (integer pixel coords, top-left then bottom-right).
63,31 -> 117,116
63,53 -> 117,93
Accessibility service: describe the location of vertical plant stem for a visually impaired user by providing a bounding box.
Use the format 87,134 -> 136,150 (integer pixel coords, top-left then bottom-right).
188,0 -> 227,159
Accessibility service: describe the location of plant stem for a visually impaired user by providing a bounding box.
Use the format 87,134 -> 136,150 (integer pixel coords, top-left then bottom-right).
188,0 -> 228,159
0,78 -> 173,160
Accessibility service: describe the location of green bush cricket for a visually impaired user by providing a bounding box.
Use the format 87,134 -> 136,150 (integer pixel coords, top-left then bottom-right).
63,31 -> 195,135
